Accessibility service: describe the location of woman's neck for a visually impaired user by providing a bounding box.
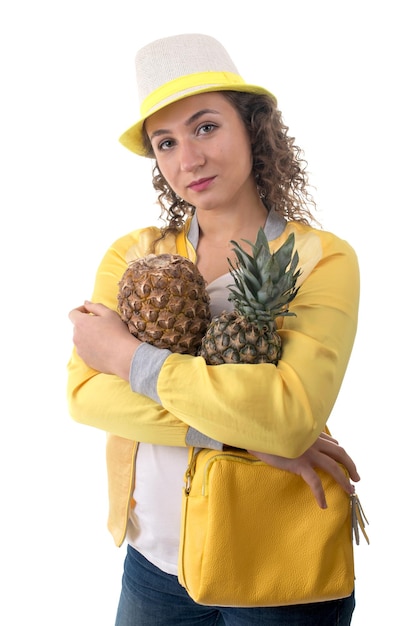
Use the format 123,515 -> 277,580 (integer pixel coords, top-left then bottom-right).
196,202 -> 268,247
195,202 -> 269,284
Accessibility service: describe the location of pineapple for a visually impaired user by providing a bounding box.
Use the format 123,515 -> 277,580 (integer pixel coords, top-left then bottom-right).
117,253 -> 211,355
199,229 -> 301,365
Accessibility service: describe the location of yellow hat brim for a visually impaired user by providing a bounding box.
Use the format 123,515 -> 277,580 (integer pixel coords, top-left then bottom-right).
119,71 -> 275,157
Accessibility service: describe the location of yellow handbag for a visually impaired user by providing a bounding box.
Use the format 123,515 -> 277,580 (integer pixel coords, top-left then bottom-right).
178,447 -> 368,607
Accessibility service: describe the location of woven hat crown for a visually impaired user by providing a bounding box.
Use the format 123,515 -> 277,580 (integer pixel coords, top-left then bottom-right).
119,33 -> 274,156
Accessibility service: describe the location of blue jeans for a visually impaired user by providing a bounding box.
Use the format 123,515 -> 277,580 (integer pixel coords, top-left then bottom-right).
115,546 -> 355,625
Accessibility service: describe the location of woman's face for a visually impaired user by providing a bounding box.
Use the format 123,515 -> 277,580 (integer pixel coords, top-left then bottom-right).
145,92 -> 255,213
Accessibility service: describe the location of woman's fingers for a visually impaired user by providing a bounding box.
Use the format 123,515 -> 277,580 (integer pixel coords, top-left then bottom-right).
314,436 -> 360,483
248,430 -> 361,510
297,466 -> 327,509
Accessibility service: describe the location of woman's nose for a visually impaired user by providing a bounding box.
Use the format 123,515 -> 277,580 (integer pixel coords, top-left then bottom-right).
179,140 -> 205,172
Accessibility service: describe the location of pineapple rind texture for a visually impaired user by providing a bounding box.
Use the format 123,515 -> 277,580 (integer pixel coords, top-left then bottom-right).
200,311 -> 282,365
199,229 -> 301,366
118,254 -> 211,355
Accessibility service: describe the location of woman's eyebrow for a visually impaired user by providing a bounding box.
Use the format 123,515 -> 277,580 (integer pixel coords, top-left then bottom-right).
185,108 -> 220,126
149,109 -> 220,140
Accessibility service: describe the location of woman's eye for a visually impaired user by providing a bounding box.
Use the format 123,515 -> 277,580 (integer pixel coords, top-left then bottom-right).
158,139 -> 174,151
198,123 -> 217,136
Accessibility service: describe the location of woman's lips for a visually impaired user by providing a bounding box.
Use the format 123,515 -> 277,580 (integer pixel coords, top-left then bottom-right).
187,177 -> 216,192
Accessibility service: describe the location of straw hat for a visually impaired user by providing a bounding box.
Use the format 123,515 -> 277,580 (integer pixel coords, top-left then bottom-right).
119,33 -> 275,156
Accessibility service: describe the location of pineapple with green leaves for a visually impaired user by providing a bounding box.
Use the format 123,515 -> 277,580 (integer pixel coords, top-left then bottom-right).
118,253 -> 211,355
199,229 -> 301,365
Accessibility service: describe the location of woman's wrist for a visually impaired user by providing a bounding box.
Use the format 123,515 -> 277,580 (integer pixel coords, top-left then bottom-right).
113,335 -> 142,381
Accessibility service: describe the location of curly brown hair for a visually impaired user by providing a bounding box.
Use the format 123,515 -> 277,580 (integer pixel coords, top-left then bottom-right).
141,91 -> 318,239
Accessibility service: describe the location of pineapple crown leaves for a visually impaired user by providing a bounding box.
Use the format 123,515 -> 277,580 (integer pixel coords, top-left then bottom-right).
227,228 -> 302,324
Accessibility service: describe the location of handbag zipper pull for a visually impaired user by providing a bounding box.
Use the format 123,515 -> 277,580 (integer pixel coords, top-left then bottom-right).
351,493 -> 370,545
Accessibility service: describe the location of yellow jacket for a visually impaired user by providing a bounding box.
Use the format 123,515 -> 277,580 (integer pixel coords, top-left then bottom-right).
67,214 -> 359,546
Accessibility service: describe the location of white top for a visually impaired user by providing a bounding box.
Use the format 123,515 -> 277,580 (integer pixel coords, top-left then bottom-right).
126,273 -> 232,574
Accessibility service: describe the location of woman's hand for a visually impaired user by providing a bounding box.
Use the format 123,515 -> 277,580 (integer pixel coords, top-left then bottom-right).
69,301 -> 141,380
248,432 -> 360,509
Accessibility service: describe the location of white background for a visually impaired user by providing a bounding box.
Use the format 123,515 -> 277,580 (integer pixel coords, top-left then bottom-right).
1,1 -> 399,624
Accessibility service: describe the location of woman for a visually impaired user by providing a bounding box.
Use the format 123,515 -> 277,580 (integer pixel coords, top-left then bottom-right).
68,33 -> 361,625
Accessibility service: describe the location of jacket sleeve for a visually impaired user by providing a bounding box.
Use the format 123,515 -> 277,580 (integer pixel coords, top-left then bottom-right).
67,229 -> 189,446
154,228 -> 360,457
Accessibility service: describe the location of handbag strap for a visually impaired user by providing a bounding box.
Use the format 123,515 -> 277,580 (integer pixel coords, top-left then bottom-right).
184,446 -> 197,495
